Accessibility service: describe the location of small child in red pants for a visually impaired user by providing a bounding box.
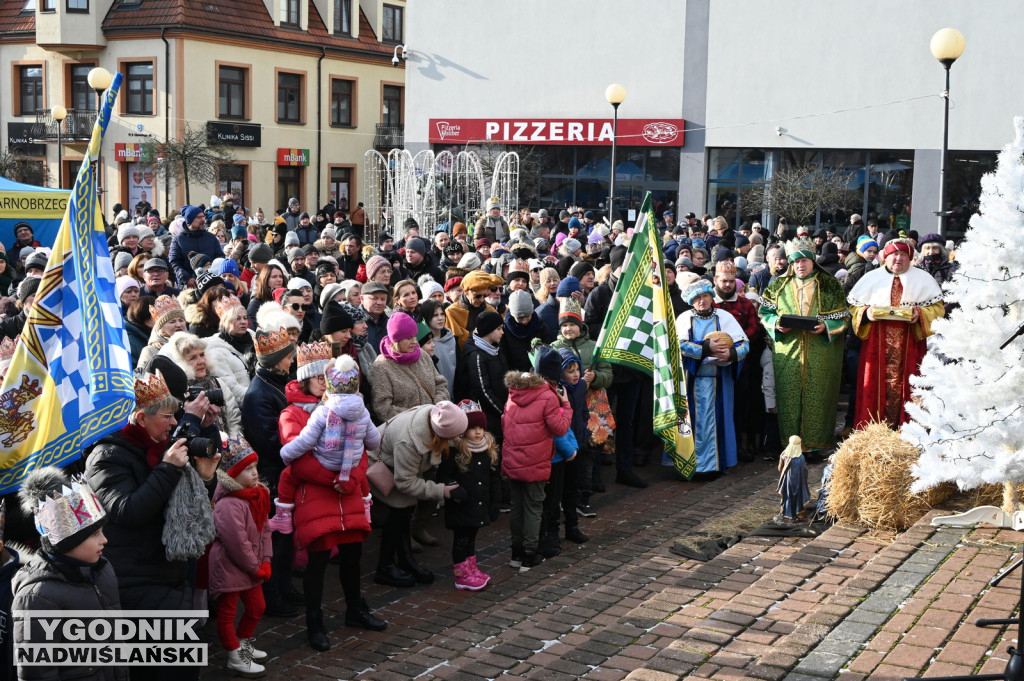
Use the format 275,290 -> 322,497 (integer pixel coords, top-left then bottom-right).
211,435 -> 273,677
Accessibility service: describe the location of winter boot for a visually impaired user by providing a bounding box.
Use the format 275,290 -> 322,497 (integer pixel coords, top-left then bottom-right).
519,551 -> 544,572
539,532 -> 561,558
239,637 -> 268,663
226,647 -> 266,678
410,499 -> 440,546
396,530 -> 434,584
453,560 -> 489,591
305,608 -> 330,651
267,499 -> 294,534
466,555 -> 491,587
345,598 -> 387,631
565,526 -> 590,544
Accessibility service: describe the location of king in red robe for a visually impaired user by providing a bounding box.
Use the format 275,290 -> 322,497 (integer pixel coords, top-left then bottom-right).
847,239 -> 944,429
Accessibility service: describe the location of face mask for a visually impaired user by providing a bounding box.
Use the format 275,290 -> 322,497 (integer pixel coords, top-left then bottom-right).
924,253 -> 943,264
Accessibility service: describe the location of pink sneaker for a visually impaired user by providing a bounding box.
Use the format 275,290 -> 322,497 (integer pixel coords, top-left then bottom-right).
268,499 -> 294,534
466,555 -> 491,587
453,560 -> 488,591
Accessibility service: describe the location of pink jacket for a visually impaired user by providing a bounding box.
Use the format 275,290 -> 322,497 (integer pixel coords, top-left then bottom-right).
500,371 -> 571,482
209,472 -> 272,596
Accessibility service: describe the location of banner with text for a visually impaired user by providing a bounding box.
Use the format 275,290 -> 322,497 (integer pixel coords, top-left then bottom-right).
428,118 -> 685,146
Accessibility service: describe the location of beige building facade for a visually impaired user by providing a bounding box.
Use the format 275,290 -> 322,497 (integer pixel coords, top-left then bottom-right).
1,0 -> 405,219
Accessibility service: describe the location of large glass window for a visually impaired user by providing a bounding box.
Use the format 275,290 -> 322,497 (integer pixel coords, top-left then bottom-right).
945,151 -> 997,239
867,151 -> 914,233
66,0 -> 87,11
218,66 -> 246,119
381,85 -> 402,126
331,79 -> 353,126
125,62 -> 154,115
277,72 -> 302,123
330,167 -> 351,209
334,0 -> 351,35
69,64 -> 92,111
278,167 -> 301,210
382,4 -> 403,43
19,66 -> 43,115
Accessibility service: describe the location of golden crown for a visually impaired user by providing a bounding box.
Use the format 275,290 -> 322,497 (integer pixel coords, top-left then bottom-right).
297,341 -> 332,368
784,237 -> 816,260
715,259 -> 737,275
35,477 -> 107,549
135,371 -> 172,410
213,294 -> 243,319
255,326 -> 293,357
558,296 -> 583,321
150,294 -> 183,321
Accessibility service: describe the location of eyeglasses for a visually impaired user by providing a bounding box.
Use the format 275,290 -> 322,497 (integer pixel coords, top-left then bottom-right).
489,287 -> 500,292
288,303 -> 311,311
471,293 -> 485,301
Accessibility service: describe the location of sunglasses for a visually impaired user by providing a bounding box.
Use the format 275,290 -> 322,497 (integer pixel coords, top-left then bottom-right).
489,286 -> 500,292
288,302 -> 311,311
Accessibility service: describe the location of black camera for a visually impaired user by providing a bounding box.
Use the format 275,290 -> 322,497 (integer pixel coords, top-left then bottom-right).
170,419 -> 218,458
185,385 -> 224,407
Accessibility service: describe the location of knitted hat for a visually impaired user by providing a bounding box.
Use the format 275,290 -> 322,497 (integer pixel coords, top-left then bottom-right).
285,231 -> 300,247
386,311 -> 419,342
25,251 -> 48,272
195,270 -> 224,297
405,238 -> 429,256
533,345 -> 563,382
558,297 -> 584,328
474,237 -> 491,249
320,301 -> 355,335
315,262 -> 338,280
856,235 -> 879,255
918,233 -> 943,248
714,246 -> 734,263
507,290 -> 533,318
556,276 -> 581,297
419,279 -> 443,302
220,435 -> 258,478
457,399 -> 487,431
287,247 -> 304,263
254,326 -> 295,369
429,401 -> 468,439
249,242 -> 273,264
457,252 -> 483,271
113,251 -> 133,272
504,268 -> 530,285
587,231 -> 604,245
118,223 -> 140,243
20,467 -> 107,554
319,282 -> 345,309
452,222 -> 468,236
461,270 -> 504,292
181,205 -> 203,226
609,245 -> 628,271
365,255 -> 390,281
287,277 -> 311,291
568,217 -> 582,231
321,227 -> 337,240
681,279 -> 714,304
190,253 -> 212,272
417,320 -> 434,346
150,294 -> 184,328
558,347 -> 581,371
231,223 -> 247,240
443,242 -> 465,259
735,234 -> 750,248
569,261 -> 594,282
475,310 -> 503,338
116,276 -> 140,299
296,340 -> 332,381
217,258 -> 240,277
325,355 -> 360,394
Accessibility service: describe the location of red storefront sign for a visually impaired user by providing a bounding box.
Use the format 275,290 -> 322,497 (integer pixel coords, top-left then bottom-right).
428,118 -> 685,146
114,143 -> 145,162
277,148 -> 310,166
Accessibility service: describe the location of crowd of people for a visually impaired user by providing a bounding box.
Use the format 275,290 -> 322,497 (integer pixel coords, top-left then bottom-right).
0,194 -> 953,679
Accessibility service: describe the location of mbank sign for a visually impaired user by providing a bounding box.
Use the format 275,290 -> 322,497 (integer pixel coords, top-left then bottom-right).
277,148 -> 310,166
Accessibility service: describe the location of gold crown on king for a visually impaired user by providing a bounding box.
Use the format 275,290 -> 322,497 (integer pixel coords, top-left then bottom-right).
135,371 -> 172,410
297,341 -> 332,368
35,477 -> 106,548
784,237 -> 816,259
256,326 -> 293,357
150,294 -> 182,320
213,294 -> 243,319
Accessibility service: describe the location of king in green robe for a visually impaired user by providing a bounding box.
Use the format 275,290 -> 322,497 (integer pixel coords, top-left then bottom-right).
758,238 -> 849,450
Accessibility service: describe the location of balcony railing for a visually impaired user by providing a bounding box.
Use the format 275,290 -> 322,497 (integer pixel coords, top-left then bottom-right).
32,108 -> 97,142
374,123 -> 404,151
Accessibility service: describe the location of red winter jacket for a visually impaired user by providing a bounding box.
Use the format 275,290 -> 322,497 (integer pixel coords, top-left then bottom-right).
291,452 -> 371,549
278,380 -> 320,445
209,474 -> 272,597
500,371 -> 571,483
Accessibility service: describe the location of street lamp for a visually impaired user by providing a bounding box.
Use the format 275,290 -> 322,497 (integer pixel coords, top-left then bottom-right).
605,83 -> 626,225
86,67 -> 113,214
930,28 -> 965,237
51,105 -> 66,189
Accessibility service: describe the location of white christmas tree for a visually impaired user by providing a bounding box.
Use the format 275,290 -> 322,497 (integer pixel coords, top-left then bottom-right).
905,117 -> 1024,499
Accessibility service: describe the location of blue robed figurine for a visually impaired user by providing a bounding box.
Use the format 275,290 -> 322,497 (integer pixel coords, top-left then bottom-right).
777,435 -> 810,522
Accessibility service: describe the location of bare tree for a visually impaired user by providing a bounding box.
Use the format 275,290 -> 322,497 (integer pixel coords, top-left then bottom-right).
755,163 -> 860,225
0,146 -> 50,187
475,143 -> 542,208
140,123 -> 235,205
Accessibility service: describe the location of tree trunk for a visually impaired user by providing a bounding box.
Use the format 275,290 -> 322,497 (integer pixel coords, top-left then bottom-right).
1001,481 -> 1019,515
182,158 -> 190,205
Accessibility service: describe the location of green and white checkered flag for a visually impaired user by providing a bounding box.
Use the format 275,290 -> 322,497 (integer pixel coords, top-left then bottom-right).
595,193 -> 695,478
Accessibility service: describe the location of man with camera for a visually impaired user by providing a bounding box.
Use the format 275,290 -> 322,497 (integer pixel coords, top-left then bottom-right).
86,368 -> 222,681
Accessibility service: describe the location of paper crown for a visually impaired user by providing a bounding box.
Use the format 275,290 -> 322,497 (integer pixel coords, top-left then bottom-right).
150,294 -> 184,325
558,297 -> 584,323
0,336 -> 18,374
681,279 -> 714,305
457,399 -> 482,414
135,371 -> 173,410
255,326 -> 293,357
296,341 -> 332,381
325,355 -> 360,394
220,434 -> 258,478
715,259 -> 737,275
457,399 -> 487,430
213,294 -> 243,320
33,474 -> 107,552
784,237 -> 816,262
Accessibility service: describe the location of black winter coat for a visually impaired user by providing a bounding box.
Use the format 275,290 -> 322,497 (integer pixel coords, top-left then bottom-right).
583,278 -> 615,341
242,367 -> 289,493
437,451 -> 501,529
84,428 -> 188,598
0,311 -> 26,341
460,336 -> 508,435
500,313 -> 549,372
0,546 -> 19,681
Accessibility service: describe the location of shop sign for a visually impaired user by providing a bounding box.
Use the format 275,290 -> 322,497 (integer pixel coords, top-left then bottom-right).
428,118 -> 686,147
6,123 -> 46,156
277,148 -> 309,166
207,121 -> 261,147
114,143 -> 151,162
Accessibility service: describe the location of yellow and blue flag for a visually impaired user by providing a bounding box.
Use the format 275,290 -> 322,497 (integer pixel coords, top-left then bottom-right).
0,72 -> 135,494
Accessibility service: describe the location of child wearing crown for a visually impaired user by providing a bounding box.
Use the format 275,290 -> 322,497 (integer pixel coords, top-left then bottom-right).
210,435 -> 272,678
277,352 -> 385,651
12,467 -> 122,680
436,400 -> 500,592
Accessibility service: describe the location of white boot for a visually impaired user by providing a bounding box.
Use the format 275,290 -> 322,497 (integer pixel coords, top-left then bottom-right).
240,637 -> 268,662
226,647 -> 266,678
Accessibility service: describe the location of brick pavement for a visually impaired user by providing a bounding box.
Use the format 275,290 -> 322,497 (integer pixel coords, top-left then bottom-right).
199,459 -> 1024,681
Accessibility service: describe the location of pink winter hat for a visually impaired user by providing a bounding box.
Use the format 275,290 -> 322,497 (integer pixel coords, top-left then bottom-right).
430,401 -> 469,439
386,311 -> 419,342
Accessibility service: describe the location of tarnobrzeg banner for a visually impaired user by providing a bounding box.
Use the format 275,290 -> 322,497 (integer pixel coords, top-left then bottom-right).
594,192 -> 696,478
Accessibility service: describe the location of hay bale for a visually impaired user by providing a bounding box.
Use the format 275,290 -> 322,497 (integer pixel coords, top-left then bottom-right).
825,422 -> 955,532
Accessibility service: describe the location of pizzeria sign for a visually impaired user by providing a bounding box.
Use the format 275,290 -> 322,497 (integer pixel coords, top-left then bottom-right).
428,118 -> 685,147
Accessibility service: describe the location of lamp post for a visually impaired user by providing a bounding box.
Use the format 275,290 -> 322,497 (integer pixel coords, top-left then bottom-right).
605,83 -> 626,225
86,67 -> 113,214
930,28 -> 965,238
51,105 -> 67,189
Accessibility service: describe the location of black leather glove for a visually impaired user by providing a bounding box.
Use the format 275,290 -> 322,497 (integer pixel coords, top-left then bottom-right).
449,486 -> 469,503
